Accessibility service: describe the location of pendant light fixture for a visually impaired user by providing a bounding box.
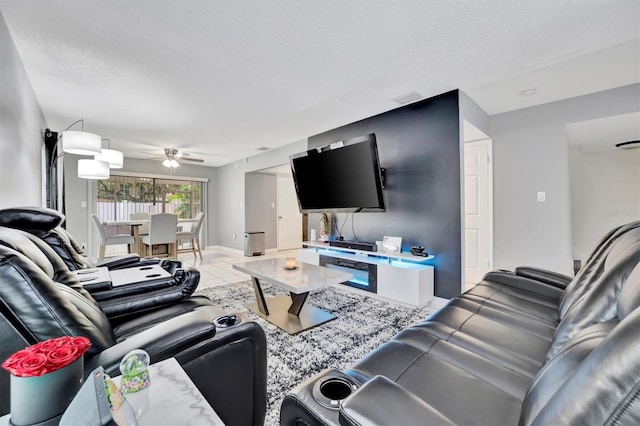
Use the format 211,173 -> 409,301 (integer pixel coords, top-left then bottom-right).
61,130 -> 102,155
77,158 -> 110,179
95,139 -> 124,169
47,119 -> 108,210
615,140 -> 640,149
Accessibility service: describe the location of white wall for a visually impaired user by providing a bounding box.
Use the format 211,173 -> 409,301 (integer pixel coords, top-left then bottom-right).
459,91 -> 490,138
569,146 -> 640,262
490,83 -> 640,275
216,139 -> 307,251
245,173 -> 277,249
0,12 -> 46,208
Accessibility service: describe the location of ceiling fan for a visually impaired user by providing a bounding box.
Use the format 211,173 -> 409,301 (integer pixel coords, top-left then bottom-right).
143,148 -> 205,168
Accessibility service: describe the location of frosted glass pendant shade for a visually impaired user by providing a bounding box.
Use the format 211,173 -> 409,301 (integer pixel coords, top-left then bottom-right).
162,159 -> 179,168
61,131 -> 102,155
78,159 -> 110,179
95,148 -> 124,169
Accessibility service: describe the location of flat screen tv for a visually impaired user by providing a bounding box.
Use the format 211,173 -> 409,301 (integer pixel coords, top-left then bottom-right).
290,134 -> 386,213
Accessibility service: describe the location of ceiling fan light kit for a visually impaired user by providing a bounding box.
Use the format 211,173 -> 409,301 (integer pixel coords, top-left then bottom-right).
153,147 -> 203,168
163,158 -> 180,168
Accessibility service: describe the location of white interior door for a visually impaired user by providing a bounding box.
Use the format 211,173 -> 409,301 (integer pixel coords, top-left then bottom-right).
464,139 -> 493,286
277,175 -> 302,250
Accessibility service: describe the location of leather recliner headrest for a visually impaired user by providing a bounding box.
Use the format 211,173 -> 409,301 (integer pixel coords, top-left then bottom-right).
0,207 -> 65,231
616,242 -> 640,321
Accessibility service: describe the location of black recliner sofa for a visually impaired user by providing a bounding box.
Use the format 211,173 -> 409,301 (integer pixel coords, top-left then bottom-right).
0,225 -> 202,321
0,206 -> 172,272
0,207 -> 193,302
0,226 -> 267,425
281,221 -> 640,425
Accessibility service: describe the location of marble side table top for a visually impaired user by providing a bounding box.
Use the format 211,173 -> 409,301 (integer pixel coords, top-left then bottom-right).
112,357 -> 224,426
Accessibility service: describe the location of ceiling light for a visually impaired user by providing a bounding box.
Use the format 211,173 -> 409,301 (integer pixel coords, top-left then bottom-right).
78,159 -> 110,179
615,140 -> 640,149
162,158 -> 179,168
519,88 -> 537,96
61,131 -> 102,155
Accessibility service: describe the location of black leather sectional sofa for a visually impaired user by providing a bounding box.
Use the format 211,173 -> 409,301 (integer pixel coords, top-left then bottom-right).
0,209 -> 268,425
281,221 -> 640,425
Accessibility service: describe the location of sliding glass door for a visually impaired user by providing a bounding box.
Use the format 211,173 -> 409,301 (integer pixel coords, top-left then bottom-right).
96,175 -> 202,221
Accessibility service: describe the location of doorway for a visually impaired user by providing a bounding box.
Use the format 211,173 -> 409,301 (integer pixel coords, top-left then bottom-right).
277,174 -> 302,250
464,139 -> 493,289
246,164 -> 303,252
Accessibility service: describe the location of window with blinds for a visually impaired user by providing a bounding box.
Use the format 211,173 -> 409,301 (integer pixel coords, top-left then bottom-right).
96,175 -> 203,221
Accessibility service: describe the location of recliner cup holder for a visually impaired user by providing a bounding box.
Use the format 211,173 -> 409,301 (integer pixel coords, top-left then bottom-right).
312,375 -> 358,409
214,314 -> 242,328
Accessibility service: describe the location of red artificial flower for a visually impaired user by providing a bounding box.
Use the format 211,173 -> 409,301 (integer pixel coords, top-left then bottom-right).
14,353 -> 48,377
1,336 -> 92,377
47,346 -> 78,366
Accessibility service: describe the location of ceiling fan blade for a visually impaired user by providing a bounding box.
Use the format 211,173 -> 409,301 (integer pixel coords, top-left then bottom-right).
141,150 -> 163,157
180,157 -> 204,163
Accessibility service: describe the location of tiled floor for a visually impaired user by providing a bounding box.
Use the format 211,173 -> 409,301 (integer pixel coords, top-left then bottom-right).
176,247 -> 299,290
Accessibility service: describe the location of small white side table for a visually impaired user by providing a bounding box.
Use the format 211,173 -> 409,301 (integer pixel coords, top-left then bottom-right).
111,357 -> 224,426
1,358 -> 223,426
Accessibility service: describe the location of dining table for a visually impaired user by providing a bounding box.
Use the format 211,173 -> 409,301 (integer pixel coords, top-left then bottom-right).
103,218 -> 199,256
103,219 -> 146,255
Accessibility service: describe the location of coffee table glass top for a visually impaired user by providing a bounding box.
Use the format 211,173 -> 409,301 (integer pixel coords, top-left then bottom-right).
233,258 -> 352,293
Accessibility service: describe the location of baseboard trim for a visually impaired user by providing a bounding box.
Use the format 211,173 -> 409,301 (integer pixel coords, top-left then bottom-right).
204,245 -> 244,256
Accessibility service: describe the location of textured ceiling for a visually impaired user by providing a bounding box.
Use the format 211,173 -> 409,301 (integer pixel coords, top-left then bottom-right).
0,0 -> 638,166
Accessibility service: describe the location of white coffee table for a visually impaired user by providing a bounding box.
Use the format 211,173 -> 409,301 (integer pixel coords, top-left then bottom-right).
233,258 -> 352,334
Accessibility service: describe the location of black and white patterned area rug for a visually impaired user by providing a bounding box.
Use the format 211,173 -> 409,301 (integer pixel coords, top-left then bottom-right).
196,282 -> 433,425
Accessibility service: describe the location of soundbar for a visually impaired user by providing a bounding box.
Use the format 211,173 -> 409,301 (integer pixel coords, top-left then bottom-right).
329,240 -> 377,252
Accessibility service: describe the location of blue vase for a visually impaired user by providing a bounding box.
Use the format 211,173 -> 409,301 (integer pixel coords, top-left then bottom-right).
10,357 -> 84,425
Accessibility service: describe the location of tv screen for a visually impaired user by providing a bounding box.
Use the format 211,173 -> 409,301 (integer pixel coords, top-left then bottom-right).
290,134 -> 386,213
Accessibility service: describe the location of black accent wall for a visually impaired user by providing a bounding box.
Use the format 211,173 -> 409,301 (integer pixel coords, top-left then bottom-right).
308,90 -> 461,298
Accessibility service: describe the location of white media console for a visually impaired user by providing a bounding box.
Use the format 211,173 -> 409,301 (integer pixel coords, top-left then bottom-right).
297,241 -> 434,308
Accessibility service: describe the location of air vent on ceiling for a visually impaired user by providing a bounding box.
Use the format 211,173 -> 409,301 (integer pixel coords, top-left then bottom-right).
256,146 -> 270,151
391,91 -> 423,105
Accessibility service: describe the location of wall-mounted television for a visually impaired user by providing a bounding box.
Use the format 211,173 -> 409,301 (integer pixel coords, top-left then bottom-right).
290,133 -> 386,213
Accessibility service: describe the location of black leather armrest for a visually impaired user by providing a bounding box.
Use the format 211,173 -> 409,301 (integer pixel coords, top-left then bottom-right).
95,268 -> 201,319
514,266 -> 572,289
82,280 -> 112,292
95,254 -> 142,269
85,309 -> 216,376
338,376 -> 454,426
90,266 -> 199,302
482,271 -> 564,300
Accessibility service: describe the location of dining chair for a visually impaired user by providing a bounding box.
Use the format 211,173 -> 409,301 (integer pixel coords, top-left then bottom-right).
141,213 -> 178,258
91,214 -> 135,260
130,212 -> 150,235
176,211 -> 205,259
